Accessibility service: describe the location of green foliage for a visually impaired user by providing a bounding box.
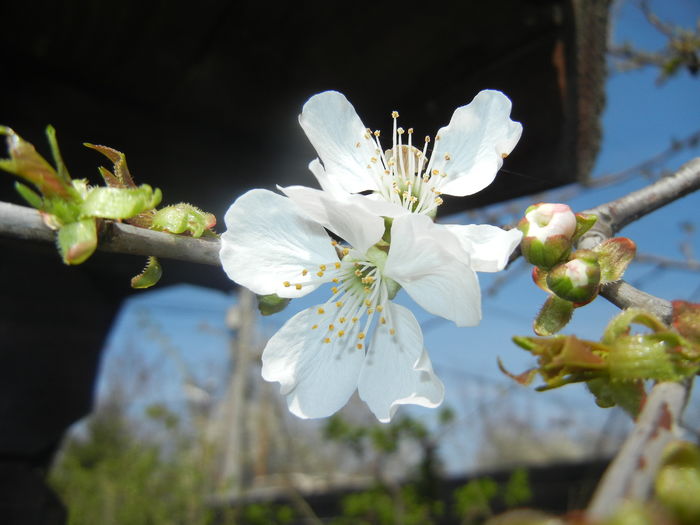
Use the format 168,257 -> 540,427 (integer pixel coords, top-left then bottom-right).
453,468 -> 532,524
0,126 -> 216,286
51,403 -> 215,525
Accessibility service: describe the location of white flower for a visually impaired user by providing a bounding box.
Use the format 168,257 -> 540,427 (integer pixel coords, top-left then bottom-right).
299,90 -> 522,216
219,187 -> 520,422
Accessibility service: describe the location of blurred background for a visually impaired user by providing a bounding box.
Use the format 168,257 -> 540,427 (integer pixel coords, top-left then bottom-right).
1,0 -> 699,523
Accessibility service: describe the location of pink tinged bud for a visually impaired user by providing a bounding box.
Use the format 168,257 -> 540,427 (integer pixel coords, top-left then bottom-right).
546,250 -> 601,303
518,203 -> 577,269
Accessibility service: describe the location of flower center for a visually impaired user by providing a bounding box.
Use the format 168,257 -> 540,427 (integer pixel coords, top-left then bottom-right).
281,241 -> 400,350
363,110 -> 449,216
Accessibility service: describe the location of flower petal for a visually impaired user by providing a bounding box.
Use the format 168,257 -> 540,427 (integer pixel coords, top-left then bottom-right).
440,224 -> 522,272
384,214 -> 482,326
430,90 -> 522,197
299,91 -> 380,193
261,305 -> 365,419
280,185 -> 385,255
220,189 -> 338,298
358,302 -> 444,423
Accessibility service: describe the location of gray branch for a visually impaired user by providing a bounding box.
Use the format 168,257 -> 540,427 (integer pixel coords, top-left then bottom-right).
0,201 -> 222,266
587,381 -> 688,521
580,157 -> 700,519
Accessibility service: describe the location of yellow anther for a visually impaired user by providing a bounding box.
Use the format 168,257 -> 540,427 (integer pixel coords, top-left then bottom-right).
502,152 -> 508,159
283,281 -> 291,287
358,332 -> 366,340
331,287 -> 339,294
339,317 -> 346,323
436,134 -> 441,140
367,308 -> 374,315
365,299 -> 372,307
392,111 -> 399,118
352,317 -> 359,323
324,338 -> 331,344
364,133 -> 370,140
332,278 -> 339,283
435,197 -> 444,205
432,169 -> 440,175
335,262 -> 341,269
302,269 -> 308,276
380,317 -> 386,324
328,324 -> 335,331
398,127 -> 405,135
355,142 -> 361,148
371,157 -> 378,163
338,330 -> 345,337
357,343 -> 364,350
317,308 -> 325,314
408,128 -> 414,134
376,305 -> 383,312
342,248 -> 350,256
336,301 -> 343,308
331,240 -> 338,246
444,153 -> 451,161
317,271 -> 324,277
295,283 -> 302,290
311,324 -> 318,330
425,136 -> 431,143
389,328 -> 396,335
364,287 -> 371,293
374,130 -> 381,137
355,269 -> 363,276
319,264 -> 327,271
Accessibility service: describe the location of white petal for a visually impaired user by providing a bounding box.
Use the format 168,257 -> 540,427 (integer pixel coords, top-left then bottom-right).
430,90 -> 522,197
307,159 -> 407,218
307,159 -> 345,198
299,91 -> 380,193
358,302 -> 444,423
219,189 -> 338,298
440,224 -> 522,272
280,185 -> 385,255
262,305 -> 365,419
384,214 -> 482,326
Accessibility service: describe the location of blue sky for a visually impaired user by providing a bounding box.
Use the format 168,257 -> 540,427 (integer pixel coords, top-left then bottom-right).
99,0 -> 700,473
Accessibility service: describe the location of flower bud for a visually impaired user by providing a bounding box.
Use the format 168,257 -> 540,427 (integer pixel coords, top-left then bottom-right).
546,250 -> 601,304
518,203 -> 577,269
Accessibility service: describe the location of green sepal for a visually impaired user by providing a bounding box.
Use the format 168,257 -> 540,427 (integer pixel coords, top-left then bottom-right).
593,237 -> 637,284
151,203 -> 216,238
587,378 -> 646,418
656,441 -> 700,525
14,181 -> 44,209
131,256 -> 163,289
571,213 -> 597,243
602,307 -> 667,345
533,295 -> 574,336
56,218 -> 97,265
0,126 -> 74,199
46,125 -> 71,184
520,235 -> 572,270
531,267 -> 551,293
257,293 -> 291,316
84,143 -> 136,188
81,185 -> 162,219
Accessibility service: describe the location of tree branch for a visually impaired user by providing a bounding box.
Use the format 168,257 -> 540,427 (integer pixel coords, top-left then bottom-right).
587,381 -> 688,521
577,157 -> 700,323
0,201 -> 221,266
579,158 -> 700,519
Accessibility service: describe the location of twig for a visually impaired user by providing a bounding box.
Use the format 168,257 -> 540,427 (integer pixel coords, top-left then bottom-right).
0,201 -> 221,266
578,158 -> 700,519
586,382 -> 688,521
577,157 -> 700,322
